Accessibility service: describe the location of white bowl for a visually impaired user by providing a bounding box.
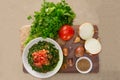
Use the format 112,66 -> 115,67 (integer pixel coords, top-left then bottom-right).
75,56 -> 93,74
22,37 -> 63,78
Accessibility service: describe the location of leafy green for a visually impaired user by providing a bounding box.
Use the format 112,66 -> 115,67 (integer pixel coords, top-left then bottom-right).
28,41 -> 59,73
27,15 -> 32,20
24,0 -> 76,45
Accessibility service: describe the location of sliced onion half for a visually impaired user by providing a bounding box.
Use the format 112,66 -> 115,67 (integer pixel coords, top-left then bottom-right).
79,23 -> 94,40
85,38 -> 101,54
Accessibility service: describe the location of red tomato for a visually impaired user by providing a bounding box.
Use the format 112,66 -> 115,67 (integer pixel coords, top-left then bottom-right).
59,25 -> 74,40
32,49 -> 49,67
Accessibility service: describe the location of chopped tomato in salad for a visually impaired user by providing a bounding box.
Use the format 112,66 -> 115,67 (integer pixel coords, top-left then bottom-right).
32,49 -> 49,67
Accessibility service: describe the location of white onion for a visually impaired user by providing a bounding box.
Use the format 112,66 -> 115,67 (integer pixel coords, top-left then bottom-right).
85,38 -> 101,54
79,23 -> 94,40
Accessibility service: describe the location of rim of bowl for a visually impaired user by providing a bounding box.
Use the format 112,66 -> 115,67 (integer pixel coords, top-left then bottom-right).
75,56 -> 93,74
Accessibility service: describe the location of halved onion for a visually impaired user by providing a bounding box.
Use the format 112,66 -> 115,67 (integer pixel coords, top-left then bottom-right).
85,38 -> 101,54
79,23 -> 94,40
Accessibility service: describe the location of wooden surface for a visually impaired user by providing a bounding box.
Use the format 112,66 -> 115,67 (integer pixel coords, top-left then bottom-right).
20,25 -> 99,73
59,25 -> 99,73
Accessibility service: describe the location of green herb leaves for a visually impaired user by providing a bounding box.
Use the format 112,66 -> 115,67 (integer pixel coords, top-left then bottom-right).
24,0 -> 75,45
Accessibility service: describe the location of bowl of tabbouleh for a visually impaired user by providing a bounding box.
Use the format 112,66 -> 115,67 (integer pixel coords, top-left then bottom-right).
22,37 -> 63,78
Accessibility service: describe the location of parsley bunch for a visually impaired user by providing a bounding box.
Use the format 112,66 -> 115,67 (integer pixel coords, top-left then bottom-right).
24,0 -> 76,45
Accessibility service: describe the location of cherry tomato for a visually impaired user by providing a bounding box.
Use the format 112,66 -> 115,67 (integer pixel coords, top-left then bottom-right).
59,25 -> 74,40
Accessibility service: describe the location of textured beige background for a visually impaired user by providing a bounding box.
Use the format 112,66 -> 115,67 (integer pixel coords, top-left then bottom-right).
0,0 -> 120,80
